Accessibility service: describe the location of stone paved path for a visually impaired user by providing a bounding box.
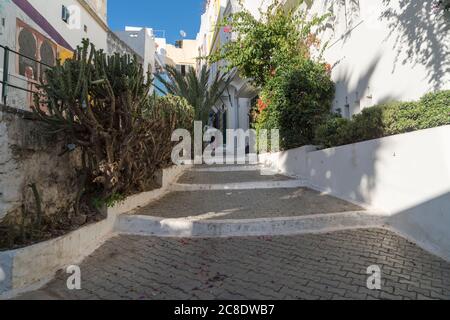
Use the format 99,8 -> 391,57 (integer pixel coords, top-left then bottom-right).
177,170 -> 292,184
16,167 -> 450,300
18,229 -> 450,300
134,188 -> 362,219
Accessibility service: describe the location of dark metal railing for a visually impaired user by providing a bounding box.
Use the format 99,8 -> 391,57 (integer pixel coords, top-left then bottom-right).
0,44 -> 52,106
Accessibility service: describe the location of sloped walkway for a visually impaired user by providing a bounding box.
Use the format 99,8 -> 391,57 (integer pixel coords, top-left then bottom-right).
133,188 -> 362,220
18,230 -> 450,300
17,165 -> 450,300
134,168 -> 362,220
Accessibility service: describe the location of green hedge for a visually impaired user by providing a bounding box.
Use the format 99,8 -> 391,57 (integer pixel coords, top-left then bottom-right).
255,60 -> 335,151
315,90 -> 450,148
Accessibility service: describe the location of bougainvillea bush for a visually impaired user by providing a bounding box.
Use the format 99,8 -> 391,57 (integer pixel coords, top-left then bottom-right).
254,60 -> 335,150
210,0 -> 334,151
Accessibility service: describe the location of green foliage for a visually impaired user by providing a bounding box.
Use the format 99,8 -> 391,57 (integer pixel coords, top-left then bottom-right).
314,114 -> 353,148
315,90 -> 450,148
155,65 -> 230,124
210,0 -> 329,87
255,60 -> 335,150
33,40 -> 194,201
92,193 -> 126,210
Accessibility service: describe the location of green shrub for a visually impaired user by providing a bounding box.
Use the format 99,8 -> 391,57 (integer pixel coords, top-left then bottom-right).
256,60 -> 335,150
417,90 -> 450,129
315,90 -> 450,148
381,101 -> 423,135
314,115 -> 352,148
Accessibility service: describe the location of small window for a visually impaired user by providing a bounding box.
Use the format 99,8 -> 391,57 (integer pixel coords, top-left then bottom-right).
84,25 -> 88,33
62,5 -> 70,23
1,18 -> 5,27
181,65 -> 186,76
344,104 -> 350,119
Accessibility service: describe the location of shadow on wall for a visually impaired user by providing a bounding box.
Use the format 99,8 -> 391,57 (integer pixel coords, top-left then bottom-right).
306,140 -> 380,208
388,191 -> 450,260
381,0 -> 450,90
322,0 -> 362,45
333,52 -> 401,113
276,126 -> 450,260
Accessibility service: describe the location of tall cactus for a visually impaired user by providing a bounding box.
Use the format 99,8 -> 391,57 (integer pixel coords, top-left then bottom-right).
33,39 -> 191,201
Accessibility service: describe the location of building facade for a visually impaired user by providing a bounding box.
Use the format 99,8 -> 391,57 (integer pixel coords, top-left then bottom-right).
196,0 -> 270,147
0,0 -> 109,110
115,26 -> 157,82
306,0 -> 450,118
197,0 -> 450,129
165,39 -> 197,74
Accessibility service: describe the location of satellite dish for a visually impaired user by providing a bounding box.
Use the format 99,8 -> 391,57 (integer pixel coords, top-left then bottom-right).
180,30 -> 187,38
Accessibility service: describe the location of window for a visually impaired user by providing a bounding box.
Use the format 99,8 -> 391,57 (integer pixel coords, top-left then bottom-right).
16,19 -> 56,80
18,27 -> 37,80
62,5 -> 70,23
84,25 -> 88,33
0,18 -> 5,35
344,104 -> 350,119
40,40 -> 55,80
181,65 -> 186,76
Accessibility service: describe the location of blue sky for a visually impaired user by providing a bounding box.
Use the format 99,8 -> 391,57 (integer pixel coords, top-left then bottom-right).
108,0 -> 204,44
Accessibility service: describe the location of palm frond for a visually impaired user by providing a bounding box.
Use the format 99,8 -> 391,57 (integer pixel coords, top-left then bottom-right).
158,64 -> 231,124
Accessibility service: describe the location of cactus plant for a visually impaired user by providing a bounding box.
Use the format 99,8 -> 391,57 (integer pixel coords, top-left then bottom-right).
33,39 -> 193,202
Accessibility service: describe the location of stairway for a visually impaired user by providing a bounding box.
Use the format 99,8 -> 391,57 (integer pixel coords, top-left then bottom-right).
115,165 -> 386,237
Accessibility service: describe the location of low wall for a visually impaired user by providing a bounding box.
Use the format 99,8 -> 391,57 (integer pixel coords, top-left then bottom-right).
0,106 -> 82,223
260,125 -> 450,261
0,164 -> 188,298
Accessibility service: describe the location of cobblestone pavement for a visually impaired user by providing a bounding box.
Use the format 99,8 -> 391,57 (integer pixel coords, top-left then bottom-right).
177,170 -> 292,184
19,229 -> 450,300
133,188 -> 362,219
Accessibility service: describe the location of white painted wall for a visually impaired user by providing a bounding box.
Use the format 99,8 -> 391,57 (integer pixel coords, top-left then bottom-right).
260,125 -> 450,260
307,0 -> 450,117
28,0 -> 108,50
115,27 -> 156,81
196,0 -> 266,132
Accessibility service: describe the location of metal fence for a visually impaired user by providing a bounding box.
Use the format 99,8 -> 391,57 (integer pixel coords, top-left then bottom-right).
0,44 -> 52,109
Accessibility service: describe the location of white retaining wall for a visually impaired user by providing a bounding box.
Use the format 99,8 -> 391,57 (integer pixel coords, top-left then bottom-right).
260,125 -> 450,261
0,165 -> 189,298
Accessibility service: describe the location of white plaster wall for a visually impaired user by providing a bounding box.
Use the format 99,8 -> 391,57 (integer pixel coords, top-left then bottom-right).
259,125 -> 450,260
307,0 -> 450,117
0,1 -> 57,109
28,0 -> 107,50
115,27 -> 156,81
242,0 -> 272,19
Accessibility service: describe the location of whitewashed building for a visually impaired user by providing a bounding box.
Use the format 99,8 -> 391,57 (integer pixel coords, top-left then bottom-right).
304,0 -> 450,118
0,0 -> 109,109
115,26 -> 157,83
197,0 -> 450,128
196,0 -> 271,144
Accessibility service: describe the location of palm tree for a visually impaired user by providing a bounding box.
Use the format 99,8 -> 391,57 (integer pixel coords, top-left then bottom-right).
155,64 -> 231,124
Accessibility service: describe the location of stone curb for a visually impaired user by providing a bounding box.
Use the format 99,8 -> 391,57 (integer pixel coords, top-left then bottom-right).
0,165 -> 190,299
191,165 -> 263,172
115,211 -> 388,238
171,180 -> 308,191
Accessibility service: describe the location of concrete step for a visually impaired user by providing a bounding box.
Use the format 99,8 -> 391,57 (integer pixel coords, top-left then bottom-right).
171,180 -> 308,191
115,211 -> 387,238
191,165 -> 264,172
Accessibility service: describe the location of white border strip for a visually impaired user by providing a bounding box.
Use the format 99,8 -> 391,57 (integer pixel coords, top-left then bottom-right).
171,180 -> 308,191
115,211 -> 387,238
